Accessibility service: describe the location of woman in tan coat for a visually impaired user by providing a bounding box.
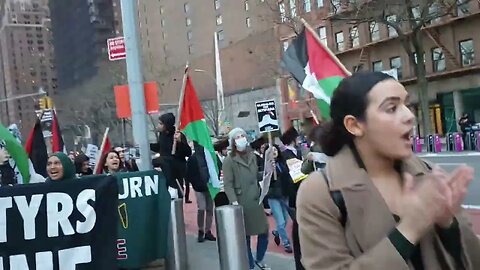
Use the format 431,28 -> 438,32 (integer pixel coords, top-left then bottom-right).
223,127 -> 270,270
297,72 -> 480,270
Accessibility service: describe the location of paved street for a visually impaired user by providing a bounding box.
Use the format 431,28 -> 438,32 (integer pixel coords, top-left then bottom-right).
418,152 -> 480,206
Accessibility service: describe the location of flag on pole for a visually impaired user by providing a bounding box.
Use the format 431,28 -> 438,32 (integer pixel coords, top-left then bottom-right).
51,110 -> 65,153
179,75 -> 220,199
0,123 -> 30,183
281,27 -> 350,119
95,135 -> 111,174
25,118 -> 48,177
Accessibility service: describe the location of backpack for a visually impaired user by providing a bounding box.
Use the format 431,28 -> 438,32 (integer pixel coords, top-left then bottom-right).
186,155 -> 208,192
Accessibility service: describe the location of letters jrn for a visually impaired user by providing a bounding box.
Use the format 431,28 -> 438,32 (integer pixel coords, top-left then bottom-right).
118,175 -> 159,199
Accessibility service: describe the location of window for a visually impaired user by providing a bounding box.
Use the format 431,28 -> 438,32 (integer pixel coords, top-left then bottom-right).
457,0 -> 470,16
335,31 -> 344,51
428,3 -> 442,24
184,3 -> 190,13
372,60 -> 383,72
283,41 -> 289,51
413,52 -> 426,65
459,39 -> 474,66
187,31 -> 192,40
162,32 -> 167,39
246,17 -> 251,28
390,57 -> 402,79
215,0 -> 220,9
160,6 -> 164,14
188,45 -> 194,54
386,15 -> 397,37
331,0 -> 340,13
216,15 -> 223,25
411,6 -> 421,20
318,26 -> 327,45
218,30 -> 224,41
161,19 -> 165,27
350,26 -> 359,48
304,0 -> 311,12
289,0 -> 297,17
432,47 -> 445,72
317,0 -> 324,8
279,3 -> 286,22
186,17 -> 192,26
245,0 -> 249,11
369,21 -> 380,42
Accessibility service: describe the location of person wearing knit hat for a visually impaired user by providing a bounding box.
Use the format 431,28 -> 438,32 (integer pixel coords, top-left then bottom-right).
223,127 -> 270,270
150,112 -> 192,202
46,152 -> 76,182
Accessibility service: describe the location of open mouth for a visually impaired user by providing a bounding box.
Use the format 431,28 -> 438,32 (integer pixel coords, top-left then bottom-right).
50,171 -> 59,177
401,130 -> 413,142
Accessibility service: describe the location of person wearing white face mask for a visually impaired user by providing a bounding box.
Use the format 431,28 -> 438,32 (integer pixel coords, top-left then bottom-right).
222,128 -> 271,270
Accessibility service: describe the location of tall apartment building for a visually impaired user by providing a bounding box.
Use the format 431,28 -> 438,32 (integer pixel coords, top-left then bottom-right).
129,0 -> 280,105
0,0 -> 58,136
278,0 -> 480,136
49,0 -> 116,89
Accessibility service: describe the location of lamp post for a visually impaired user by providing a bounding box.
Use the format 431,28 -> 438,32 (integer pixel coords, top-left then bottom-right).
0,88 -> 46,103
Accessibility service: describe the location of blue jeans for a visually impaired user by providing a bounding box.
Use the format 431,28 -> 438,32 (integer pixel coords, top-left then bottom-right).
246,233 -> 269,269
268,198 -> 291,247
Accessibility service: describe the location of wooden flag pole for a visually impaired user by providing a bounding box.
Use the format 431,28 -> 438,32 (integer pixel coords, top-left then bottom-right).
171,63 -> 189,155
93,127 -> 110,174
268,131 -> 277,180
300,18 -> 352,76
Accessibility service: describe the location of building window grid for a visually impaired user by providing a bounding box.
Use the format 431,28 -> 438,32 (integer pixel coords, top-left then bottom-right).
459,39 -> 474,66
184,3 -> 190,13
390,56 -> 402,79
350,26 -> 359,48
370,21 -> 380,41
246,17 -> 251,28
304,0 -> 311,12
218,30 -> 224,41
317,0 -> 323,8
386,15 -> 398,37
245,0 -> 249,11
372,60 -> 383,72
186,17 -> 192,26
187,31 -> 192,40
335,31 -> 344,51
215,0 -> 220,10
318,26 -> 327,45
279,3 -> 286,22
432,47 -> 446,72
289,0 -> 297,17
457,0 -> 470,16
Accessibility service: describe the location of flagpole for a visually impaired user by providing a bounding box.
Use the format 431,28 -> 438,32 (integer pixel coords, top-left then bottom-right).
171,63 -> 189,155
93,127 -> 110,174
300,18 -> 352,76
268,132 -> 277,180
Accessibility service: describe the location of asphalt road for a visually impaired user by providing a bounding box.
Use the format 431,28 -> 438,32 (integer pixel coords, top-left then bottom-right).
418,152 -> 480,206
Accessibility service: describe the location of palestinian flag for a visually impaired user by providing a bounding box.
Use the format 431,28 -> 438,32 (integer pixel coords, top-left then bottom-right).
51,110 -> 65,153
0,123 -> 30,183
25,118 -> 48,177
281,28 -> 350,119
179,76 -> 220,199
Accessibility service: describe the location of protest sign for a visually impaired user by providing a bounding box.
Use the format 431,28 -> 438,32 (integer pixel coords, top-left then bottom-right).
286,158 -> 308,183
115,170 -> 171,269
0,175 -> 118,269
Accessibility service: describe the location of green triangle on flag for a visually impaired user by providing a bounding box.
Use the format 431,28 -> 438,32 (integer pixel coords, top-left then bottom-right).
0,123 -> 31,184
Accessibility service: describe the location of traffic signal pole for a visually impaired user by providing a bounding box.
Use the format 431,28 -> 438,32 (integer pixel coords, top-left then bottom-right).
120,0 -> 152,170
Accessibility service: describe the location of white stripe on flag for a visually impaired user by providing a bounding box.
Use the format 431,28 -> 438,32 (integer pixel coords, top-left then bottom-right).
302,62 -> 331,104
204,149 -> 220,188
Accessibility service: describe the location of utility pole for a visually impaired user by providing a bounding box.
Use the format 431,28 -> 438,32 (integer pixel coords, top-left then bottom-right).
120,0 -> 152,170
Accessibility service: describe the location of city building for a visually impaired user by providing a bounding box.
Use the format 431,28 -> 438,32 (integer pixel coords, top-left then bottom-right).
278,0 -> 480,136
0,0 -> 58,136
49,0 -> 117,90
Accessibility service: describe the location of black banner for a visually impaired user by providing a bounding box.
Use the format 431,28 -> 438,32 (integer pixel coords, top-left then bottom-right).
0,176 -> 118,270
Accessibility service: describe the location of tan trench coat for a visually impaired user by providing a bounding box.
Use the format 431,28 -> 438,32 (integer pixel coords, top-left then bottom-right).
222,150 -> 269,236
297,146 -> 480,270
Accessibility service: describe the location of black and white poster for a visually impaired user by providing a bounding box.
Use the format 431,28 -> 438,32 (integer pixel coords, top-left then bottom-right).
0,175 -> 118,270
255,99 -> 279,133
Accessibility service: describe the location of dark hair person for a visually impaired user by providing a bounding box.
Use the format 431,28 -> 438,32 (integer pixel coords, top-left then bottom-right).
100,150 -> 124,174
297,72 -> 480,270
74,154 -> 93,177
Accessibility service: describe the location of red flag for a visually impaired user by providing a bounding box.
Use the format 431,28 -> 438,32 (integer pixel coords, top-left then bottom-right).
25,118 -> 48,177
95,136 -> 111,174
51,110 -> 65,153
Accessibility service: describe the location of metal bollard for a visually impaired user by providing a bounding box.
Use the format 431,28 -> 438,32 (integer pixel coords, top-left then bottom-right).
166,199 -> 188,270
215,205 -> 249,270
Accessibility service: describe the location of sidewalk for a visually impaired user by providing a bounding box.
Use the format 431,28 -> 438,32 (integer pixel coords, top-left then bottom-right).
186,235 -> 295,269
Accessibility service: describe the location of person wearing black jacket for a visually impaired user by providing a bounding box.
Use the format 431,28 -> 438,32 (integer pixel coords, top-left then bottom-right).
213,139 -> 230,206
150,113 -> 192,200
280,126 -> 305,270
186,142 -> 216,242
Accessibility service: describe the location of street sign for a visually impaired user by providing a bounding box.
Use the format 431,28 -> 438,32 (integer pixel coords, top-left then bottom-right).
107,37 -> 126,61
255,99 -> 279,133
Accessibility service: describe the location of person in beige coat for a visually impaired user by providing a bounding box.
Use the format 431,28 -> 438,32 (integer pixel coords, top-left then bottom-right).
297,72 -> 480,270
222,127 -> 270,270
